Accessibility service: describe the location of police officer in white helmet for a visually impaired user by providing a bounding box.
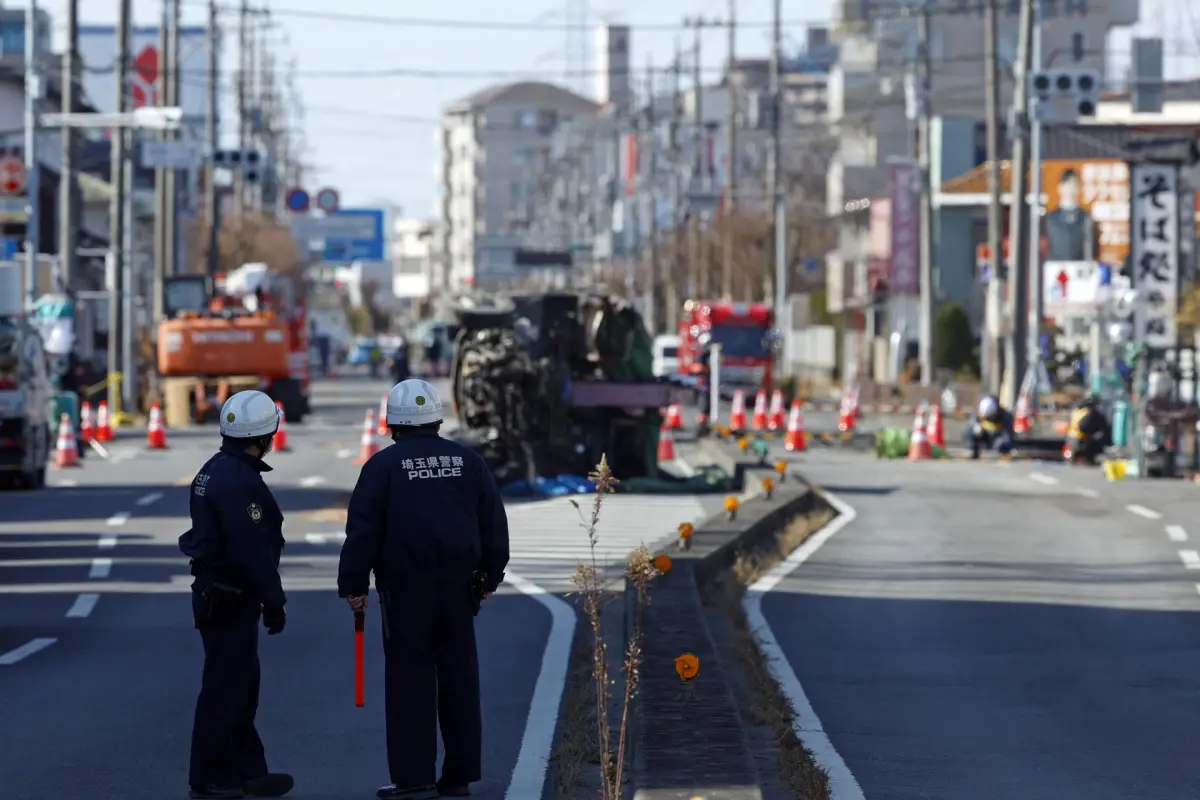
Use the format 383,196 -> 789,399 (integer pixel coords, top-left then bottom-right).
180,390 -> 293,799
338,379 -> 510,799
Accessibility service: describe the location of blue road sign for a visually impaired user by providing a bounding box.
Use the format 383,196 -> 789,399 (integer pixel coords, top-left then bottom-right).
321,208 -> 385,262
285,187 -> 310,213
0,237 -> 17,259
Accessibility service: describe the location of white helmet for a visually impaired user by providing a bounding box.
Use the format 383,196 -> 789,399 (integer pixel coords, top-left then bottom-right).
219,390 -> 282,439
978,395 -> 999,418
386,379 -> 443,427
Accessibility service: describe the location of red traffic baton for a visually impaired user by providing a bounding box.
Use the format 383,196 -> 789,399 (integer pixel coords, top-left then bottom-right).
354,610 -> 365,708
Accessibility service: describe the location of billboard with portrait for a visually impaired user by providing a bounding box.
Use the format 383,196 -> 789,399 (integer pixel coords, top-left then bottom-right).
1040,159 -> 1130,269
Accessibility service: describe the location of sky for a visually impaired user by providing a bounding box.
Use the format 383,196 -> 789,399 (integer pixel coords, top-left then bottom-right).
27,0 -> 1200,219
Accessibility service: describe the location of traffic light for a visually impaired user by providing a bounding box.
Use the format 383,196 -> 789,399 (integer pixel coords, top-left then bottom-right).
211,148 -> 265,182
1029,68 -> 1099,123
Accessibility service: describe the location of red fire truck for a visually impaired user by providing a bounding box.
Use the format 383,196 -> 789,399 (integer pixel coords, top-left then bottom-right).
677,300 -> 776,392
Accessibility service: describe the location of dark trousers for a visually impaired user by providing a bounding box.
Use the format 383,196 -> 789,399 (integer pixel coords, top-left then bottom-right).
189,592 -> 269,788
380,581 -> 482,788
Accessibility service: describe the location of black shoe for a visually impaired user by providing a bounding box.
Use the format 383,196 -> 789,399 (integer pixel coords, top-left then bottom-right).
376,785 -> 439,800
190,786 -> 245,800
244,773 -> 294,797
436,780 -> 471,797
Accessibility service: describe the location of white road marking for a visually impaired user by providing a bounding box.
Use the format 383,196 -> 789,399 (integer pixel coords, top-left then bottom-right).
89,558 -> 112,579
1167,525 -> 1188,543
304,532 -> 346,545
1028,473 -> 1058,485
106,512 -> 130,526
336,449 -> 352,459
503,571 -> 576,800
97,535 -> 118,549
66,593 -> 100,618
1179,550 -> 1200,569
743,489 -> 865,800
136,492 -> 163,506
1076,488 -> 1100,499
1126,504 -> 1163,520
54,479 -> 78,488
299,476 -> 326,488
0,637 -> 57,666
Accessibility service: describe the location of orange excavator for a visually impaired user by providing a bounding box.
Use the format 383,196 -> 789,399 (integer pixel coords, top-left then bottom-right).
157,264 -> 311,425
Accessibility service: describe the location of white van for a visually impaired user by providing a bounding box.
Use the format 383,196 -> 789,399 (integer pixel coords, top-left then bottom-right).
652,334 -> 681,378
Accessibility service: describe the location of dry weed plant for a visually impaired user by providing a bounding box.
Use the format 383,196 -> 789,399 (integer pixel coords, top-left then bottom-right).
569,454 -> 659,800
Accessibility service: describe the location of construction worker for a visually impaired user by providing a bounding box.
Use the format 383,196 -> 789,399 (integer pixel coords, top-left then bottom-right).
965,394 -> 1015,459
179,390 -> 293,800
337,378 -> 510,800
1065,394 -> 1111,464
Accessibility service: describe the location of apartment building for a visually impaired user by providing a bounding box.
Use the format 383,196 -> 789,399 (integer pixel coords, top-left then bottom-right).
438,81 -> 598,292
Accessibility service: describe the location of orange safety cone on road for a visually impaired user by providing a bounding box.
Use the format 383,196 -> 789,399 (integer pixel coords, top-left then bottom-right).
355,410 -> 379,464
376,395 -> 389,436
1013,391 -> 1032,434
146,402 -> 168,449
664,403 -> 683,431
272,401 -> 290,452
751,389 -> 769,431
54,413 -> 81,468
728,389 -> 748,431
79,401 -> 95,444
657,427 -> 677,461
767,389 -> 786,431
837,386 -> 859,432
926,403 -> 945,449
907,409 -> 932,461
95,400 -> 114,443
784,401 -> 807,452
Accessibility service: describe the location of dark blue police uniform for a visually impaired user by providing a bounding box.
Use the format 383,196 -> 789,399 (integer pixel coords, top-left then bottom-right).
180,444 -> 287,792
337,429 -> 510,791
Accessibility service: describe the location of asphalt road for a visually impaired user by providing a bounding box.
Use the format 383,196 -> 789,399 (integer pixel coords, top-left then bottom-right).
759,450 -> 1200,799
0,373 -> 723,800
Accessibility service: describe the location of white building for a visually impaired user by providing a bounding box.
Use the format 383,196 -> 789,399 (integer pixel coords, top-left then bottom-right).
438,81 -> 597,292
391,217 -> 440,301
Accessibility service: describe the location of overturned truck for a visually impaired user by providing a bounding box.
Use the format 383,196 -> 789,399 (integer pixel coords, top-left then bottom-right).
448,291 -> 685,484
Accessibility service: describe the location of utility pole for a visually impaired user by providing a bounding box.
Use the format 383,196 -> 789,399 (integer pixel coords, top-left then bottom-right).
166,0 -> 181,276
769,0 -> 786,321
58,0 -> 80,293
108,0 -> 131,413
722,0 -> 737,302
235,0 -> 249,219
916,1 -> 936,386
153,0 -> 171,324
1004,0 -> 1036,409
1026,0 -> 1045,370
206,0 -> 222,275
983,0 -> 1004,395
668,38 -> 683,322
643,59 -> 659,334
686,18 -> 703,301
23,0 -> 41,306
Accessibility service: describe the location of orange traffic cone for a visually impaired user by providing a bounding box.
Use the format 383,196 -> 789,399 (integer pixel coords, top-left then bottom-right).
355,410 -> 380,464
907,409 -> 932,461
146,402 -> 168,449
377,395 -> 389,436
751,389 -> 769,431
664,403 -> 683,431
784,401 -> 807,452
837,387 -> 859,432
657,427 -> 677,461
1013,391 -> 1032,434
95,400 -> 114,443
767,389 -> 786,430
54,413 -> 81,468
926,403 -> 945,448
272,401 -> 290,452
79,401 -> 95,444
728,389 -> 748,431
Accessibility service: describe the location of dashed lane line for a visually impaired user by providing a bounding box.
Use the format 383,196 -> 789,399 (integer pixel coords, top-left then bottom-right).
97,535 -> 117,549
88,558 -> 112,579
0,638 -> 57,666
1076,488 -> 1100,499
1167,525 -> 1188,543
1179,550 -> 1200,570
1028,473 -> 1058,486
136,492 -> 163,506
336,449 -> 352,459
1127,504 -> 1163,520
65,593 -> 100,618
300,476 -> 326,488
106,512 -> 130,526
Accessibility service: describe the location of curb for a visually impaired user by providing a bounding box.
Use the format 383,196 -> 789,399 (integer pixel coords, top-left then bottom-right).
624,465 -> 823,800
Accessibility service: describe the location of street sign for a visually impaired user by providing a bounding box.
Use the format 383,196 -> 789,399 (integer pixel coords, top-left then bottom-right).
140,140 -> 203,169
0,155 -> 25,195
315,187 -> 340,214
285,187 -> 310,213
291,208 -> 386,262
1043,260 -> 1101,313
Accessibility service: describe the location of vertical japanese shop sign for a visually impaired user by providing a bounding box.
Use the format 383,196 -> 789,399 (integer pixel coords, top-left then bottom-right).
1130,162 -> 1179,349
888,161 -> 920,294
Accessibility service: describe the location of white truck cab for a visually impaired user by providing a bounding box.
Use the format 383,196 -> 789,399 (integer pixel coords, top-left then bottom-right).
652,334 -> 681,378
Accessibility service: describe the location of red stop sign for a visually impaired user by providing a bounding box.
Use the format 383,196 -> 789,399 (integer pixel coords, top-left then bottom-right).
0,156 -> 25,195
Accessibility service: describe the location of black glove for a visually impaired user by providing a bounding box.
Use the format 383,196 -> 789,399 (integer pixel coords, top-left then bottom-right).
263,606 -> 286,635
